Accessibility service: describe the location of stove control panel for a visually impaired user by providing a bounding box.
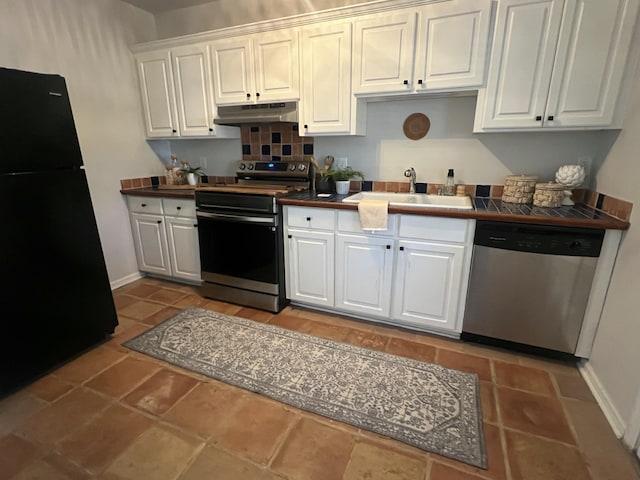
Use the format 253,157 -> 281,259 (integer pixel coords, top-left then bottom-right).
236,160 -> 313,179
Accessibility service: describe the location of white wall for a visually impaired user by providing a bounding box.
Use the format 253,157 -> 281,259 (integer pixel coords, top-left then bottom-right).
587,35 -> 640,432
170,95 -> 614,186
0,0 -> 163,286
155,0 -> 378,38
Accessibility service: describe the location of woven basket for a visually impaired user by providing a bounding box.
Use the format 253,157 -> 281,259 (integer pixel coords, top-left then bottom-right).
502,175 -> 538,203
533,182 -> 565,207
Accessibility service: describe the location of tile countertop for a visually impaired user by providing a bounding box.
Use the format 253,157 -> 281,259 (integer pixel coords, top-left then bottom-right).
120,187 -> 630,230
278,190 -> 630,230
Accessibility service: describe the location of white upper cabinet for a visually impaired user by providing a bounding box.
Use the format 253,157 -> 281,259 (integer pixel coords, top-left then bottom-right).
300,21 -> 365,136
136,46 -> 239,139
210,30 -> 299,105
415,0 -> 492,91
475,0 -> 640,131
352,0 -> 492,95
171,43 -> 216,137
136,50 -> 179,138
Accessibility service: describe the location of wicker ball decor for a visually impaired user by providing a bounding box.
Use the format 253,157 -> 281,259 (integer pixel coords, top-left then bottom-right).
533,182 -> 565,207
502,175 -> 538,203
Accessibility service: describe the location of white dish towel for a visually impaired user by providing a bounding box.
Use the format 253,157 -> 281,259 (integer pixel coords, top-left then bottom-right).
358,199 -> 389,231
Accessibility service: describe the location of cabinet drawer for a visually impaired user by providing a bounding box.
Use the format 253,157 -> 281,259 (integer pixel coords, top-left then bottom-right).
286,206 -> 336,230
127,196 -> 163,215
398,215 -> 469,243
337,210 -> 397,236
163,198 -> 196,218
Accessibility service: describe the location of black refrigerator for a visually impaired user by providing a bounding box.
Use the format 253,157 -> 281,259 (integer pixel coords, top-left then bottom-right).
0,67 -> 118,396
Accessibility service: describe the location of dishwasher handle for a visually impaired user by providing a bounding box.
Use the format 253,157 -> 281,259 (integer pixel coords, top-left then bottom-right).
474,220 -> 604,257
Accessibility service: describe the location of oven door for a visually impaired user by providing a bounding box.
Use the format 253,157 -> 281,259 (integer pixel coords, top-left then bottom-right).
196,211 -> 281,294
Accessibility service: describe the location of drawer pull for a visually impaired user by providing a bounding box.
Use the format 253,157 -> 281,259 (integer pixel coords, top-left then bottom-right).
157,220 -> 162,224
399,246 -> 404,251
176,206 -> 181,210
306,216 -> 311,221
386,245 -> 391,249
288,234 -> 292,238
141,203 -> 146,207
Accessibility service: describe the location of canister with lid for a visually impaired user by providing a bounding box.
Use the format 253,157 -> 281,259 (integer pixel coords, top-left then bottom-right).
502,175 -> 538,203
533,182 -> 565,207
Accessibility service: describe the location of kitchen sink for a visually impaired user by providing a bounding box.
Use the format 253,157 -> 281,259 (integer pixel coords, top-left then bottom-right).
342,192 -> 473,210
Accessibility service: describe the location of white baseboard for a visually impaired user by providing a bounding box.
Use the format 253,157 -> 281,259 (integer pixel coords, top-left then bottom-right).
580,360 -> 626,438
110,272 -> 142,290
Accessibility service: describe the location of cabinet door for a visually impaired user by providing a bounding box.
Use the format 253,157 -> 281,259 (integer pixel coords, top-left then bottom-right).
480,0 -> 565,129
300,22 -> 355,135
392,240 -> 464,332
210,37 -> 254,105
286,229 -> 334,307
335,234 -> 394,317
253,30 -> 300,102
171,43 -> 216,137
130,212 -> 172,276
415,0 -> 492,91
544,0 -> 639,127
352,11 -> 417,95
165,216 -> 201,282
136,50 -> 179,138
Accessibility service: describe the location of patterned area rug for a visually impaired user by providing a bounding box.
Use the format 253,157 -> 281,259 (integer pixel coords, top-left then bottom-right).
124,307 -> 487,468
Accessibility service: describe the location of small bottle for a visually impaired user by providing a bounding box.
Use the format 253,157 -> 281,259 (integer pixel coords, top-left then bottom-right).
171,154 -> 182,184
165,163 -> 174,185
444,169 -> 455,196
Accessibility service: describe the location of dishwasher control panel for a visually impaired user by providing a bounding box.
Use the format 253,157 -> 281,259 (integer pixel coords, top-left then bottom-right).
475,221 -> 604,257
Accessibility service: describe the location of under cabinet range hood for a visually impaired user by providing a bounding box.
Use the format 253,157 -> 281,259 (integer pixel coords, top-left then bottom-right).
214,102 -> 298,126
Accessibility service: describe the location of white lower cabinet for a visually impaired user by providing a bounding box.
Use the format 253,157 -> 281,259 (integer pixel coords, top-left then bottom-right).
335,234 -> 394,317
392,240 -> 465,331
127,196 -> 201,283
286,230 -> 335,307
284,206 -> 474,335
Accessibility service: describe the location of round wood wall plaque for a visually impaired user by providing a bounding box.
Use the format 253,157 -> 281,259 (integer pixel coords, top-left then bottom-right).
403,113 -> 430,140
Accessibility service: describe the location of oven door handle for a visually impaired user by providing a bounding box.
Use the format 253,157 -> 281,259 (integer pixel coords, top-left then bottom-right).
198,203 -> 273,213
197,211 -> 277,226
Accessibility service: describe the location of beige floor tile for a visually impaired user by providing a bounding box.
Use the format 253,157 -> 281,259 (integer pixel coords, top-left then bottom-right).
271,418 -> 355,480
139,306 -> 182,326
125,284 -> 162,298
493,360 -> 555,395
180,444 -> 281,480
163,382 -> 246,439
480,381 -> 498,424
436,349 -> 492,381
562,397 -> 640,480
102,425 -> 203,480
10,455 -> 90,480
113,294 -> 139,310
554,372 -> 596,402
86,356 -> 160,398
342,441 -> 427,480
305,321 -> 352,342
27,375 -> 74,402
343,329 -> 388,351
18,388 -> 111,445
215,395 -> 295,464
123,369 -> 199,416
202,299 -> 244,315
0,434 -> 39,480
118,300 -> 165,322
0,392 -> 48,436
267,314 -> 313,333
235,307 -> 274,323
53,346 -> 125,384
433,423 -> 506,480
497,387 -> 575,444
429,461 -> 487,480
147,288 -> 188,305
505,429 -> 592,480
57,404 -> 153,473
385,338 -> 436,363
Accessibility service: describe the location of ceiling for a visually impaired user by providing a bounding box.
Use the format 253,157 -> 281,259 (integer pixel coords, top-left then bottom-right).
121,0 -> 216,14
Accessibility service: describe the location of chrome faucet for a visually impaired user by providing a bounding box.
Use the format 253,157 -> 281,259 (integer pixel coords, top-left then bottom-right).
404,167 -> 416,194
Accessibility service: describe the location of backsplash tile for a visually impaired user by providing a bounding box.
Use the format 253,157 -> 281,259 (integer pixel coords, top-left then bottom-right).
241,124 -> 313,162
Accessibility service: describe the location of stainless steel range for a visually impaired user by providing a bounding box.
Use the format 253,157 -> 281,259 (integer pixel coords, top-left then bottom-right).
195,160 -> 312,312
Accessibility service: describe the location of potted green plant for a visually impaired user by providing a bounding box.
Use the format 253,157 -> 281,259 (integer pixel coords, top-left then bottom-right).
321,166 -> 365,194
180,165 -> 205,186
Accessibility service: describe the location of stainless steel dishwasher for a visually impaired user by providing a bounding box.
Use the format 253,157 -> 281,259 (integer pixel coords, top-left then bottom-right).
461,221 -> 604,356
